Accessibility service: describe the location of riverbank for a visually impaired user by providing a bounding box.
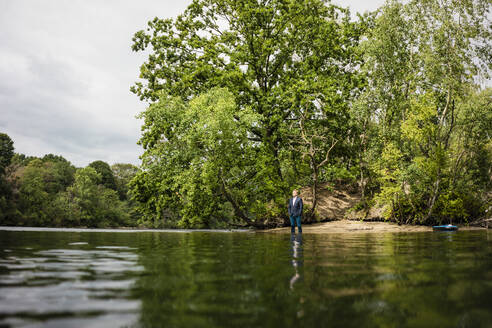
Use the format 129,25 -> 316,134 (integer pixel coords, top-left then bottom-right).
262,219 -> 486,234
289,183 -> 489,233
1,221 -> 487,234
0,226 -> 251,233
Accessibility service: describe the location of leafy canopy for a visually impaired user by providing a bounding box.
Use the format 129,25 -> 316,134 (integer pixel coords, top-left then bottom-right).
131,0 -> 365,226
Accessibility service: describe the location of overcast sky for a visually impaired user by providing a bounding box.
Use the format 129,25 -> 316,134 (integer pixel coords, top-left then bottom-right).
0,0 -> 385,167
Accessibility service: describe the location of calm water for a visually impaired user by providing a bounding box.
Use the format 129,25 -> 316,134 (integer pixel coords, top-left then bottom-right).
0,229 -> 491,328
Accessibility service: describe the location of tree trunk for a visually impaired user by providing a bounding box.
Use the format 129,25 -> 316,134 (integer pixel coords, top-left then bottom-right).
219,173 -> 255,227
308,157 -> 318,220
424,175 -> 441,223
360,165 -> 365,201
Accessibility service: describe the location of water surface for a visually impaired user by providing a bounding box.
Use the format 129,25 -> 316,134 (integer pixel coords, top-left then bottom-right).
0,229 -> 491,327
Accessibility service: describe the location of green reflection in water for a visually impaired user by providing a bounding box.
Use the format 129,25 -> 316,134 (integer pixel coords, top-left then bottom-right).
0,230 -> 491,327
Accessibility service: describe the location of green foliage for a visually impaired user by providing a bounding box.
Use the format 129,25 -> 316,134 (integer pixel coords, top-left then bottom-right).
0,133 -> 16,223
131,88 -> 259,228
320,165 -> 359,185
17,159 -> 52,225
88,160 -> 117,191
11,153 -> 37,166
55,167 -> 131,227
131,0 -> 366,226
0,147 -> 137,227
111,163 -> 139,200
0,133 -> 14,174
12,157 -> 77,226
358,0 -> 492,224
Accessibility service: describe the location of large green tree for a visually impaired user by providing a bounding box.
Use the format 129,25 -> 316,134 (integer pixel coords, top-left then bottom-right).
131,0 -> 364,225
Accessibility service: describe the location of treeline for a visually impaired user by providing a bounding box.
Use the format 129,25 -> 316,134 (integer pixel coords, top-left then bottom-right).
129,0 -> 491,228
0,133 -> 140,228
2,0 -> 490,229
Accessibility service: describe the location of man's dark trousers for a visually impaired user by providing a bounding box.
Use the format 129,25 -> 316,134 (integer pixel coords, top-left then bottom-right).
290,215 -> 302,233
288,197 -> 303,233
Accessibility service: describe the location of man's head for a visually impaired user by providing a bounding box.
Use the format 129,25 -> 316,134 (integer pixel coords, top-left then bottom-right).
292,189 -> 298,197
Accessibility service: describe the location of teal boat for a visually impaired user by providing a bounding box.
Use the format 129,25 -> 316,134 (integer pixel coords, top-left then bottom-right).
432,224 -> 458,231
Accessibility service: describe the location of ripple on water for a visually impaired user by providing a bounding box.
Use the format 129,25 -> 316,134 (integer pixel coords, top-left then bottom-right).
14,313 -> 139,328
95,246 -> 137,250
0,245 -> 142,327
1,230 -> 491,328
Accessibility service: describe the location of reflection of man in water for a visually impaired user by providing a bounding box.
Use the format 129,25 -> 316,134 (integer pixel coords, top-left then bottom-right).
290,233 -> 303,290
288,189 -> 303,234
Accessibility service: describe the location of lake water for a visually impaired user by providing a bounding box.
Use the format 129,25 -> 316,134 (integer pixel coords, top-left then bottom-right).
0,228 -> 491,328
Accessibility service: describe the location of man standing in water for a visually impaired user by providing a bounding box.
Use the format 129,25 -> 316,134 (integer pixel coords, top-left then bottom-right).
288,189 -> 303,234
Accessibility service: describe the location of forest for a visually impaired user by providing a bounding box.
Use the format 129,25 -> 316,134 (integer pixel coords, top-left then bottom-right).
1,0 -> 491,229
0,133 -> 139,227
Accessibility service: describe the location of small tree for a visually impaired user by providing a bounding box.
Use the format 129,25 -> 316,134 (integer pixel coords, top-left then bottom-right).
89,160 -> 117,191
289,108 -> 338,220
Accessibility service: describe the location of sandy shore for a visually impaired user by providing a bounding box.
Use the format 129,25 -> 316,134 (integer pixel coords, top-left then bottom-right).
262,219 -> 485,234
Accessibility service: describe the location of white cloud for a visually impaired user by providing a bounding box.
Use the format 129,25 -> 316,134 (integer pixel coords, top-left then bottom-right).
0,0 -> 190,167
333,0 -> 386,16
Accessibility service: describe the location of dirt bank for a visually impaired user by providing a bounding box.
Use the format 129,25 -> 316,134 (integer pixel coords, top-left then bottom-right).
264,182 -> 488,233
298,183 -> 361,222
263,219 -> 485,233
